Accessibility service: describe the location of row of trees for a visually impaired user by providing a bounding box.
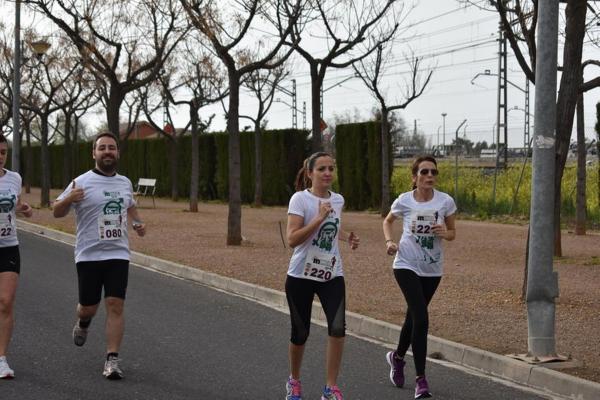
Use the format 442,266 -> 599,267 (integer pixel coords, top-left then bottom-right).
4,1 -> 598,251
1,0 -> 431,245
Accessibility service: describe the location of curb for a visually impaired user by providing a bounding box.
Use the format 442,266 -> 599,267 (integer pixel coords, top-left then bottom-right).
17,221 -> 600,400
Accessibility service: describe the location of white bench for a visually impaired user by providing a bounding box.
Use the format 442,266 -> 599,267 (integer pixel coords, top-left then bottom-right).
134,178 -> 157,208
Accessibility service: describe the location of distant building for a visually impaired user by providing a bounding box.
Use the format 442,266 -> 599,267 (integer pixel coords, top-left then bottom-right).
119,121 -> 175,140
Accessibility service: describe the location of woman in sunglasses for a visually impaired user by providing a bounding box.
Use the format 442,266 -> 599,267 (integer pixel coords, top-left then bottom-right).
382,155 -> 456,399
284,151 -> 360,400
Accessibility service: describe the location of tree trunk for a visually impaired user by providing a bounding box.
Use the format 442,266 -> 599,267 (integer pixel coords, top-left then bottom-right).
73,116 -> 79,178
380,107 -> 391,217
189,107 -> 200,213
169,136 -> 179,201
575,92 -> 586,235
107,85 -> 125,139
62,112 -> 73,187
227,70 -> 242,245
310,63 -> 323,152
254,120 -> 262,207
40,115 -> 51,208
24,122 -> 32,194
552,0 -> 586,256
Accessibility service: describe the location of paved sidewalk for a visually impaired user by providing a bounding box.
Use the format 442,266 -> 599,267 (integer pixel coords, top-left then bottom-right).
17,220 -> 600,400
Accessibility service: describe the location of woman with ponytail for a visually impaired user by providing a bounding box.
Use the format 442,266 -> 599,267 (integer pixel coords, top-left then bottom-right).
284,152 -> 359,400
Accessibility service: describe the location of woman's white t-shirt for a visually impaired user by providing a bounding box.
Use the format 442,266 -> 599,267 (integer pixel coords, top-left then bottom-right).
287,189 -> 345,280
390,189 -> 456,277
56,170 -> 135,263
0,169 -> 22,248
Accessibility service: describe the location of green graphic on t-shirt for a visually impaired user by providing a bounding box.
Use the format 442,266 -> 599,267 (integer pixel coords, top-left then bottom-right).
312,218 -> 339,251
415,235 -> 434,250
103,199 -> 123,215
0,194 -> 15,213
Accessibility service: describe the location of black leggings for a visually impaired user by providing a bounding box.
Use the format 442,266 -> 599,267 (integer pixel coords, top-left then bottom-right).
285,275 -> 346,345
394,269 -> 441,376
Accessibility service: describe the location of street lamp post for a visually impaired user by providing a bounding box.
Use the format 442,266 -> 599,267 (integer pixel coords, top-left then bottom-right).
12,0 -> 21,172
441,113 -> 447,156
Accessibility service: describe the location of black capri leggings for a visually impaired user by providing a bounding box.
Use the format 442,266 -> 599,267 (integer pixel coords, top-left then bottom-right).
285,275 -> 346,345
394,269 -> 441,376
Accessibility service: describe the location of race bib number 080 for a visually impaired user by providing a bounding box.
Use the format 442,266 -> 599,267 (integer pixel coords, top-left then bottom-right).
98,214 -> 124,241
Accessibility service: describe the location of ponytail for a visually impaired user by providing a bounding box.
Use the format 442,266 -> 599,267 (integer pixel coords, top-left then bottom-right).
294,159 -> 311,191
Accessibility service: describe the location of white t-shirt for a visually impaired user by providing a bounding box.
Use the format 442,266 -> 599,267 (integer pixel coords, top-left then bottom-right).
0,169 -> 22,248
287,189 -> 345,281
56,170 -> 135,263
390,189 -> 456,277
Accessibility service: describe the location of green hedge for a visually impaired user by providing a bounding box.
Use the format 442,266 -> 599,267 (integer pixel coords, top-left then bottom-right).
20,129 -> 309,205
335,121 -> 390,210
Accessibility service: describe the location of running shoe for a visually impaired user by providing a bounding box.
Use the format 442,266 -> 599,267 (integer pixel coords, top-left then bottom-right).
285,376 -> 302,400
415,376 -> 432,399
0,356 -> 14,379
321,385 -> 343,400
386,350 -> 405,387
72,319 -> 89,347
103,355 -> 124,380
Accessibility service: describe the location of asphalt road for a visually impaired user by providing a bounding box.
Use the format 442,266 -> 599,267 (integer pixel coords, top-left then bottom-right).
1,231 -> 552,400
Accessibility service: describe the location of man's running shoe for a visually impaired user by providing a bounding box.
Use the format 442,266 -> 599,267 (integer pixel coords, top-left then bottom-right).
321,385 -> 343,400
415,376 -> 432,399
285,376 -> 302,400
386,350 -> 405,387
0,356 -> 14,379
72,319 -> 89,347
103,355 -> 124,380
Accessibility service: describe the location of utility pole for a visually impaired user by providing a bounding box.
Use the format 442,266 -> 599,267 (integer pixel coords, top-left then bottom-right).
302,101 -> 306,130
292,79 -> 297,130
527,0 -> 559,359
524,79 -> 531,149
11,0 -> 21,172
441,113 -> 447,156
495,22 -> 508,167
492,23 -> 508,209
455,119 -> 467,207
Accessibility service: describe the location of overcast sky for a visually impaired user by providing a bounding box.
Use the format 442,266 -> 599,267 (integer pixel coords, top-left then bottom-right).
3,0 -> 599,148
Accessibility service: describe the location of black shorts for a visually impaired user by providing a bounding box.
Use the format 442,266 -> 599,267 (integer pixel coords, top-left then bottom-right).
285,275 -> 346,345
76,259 -> 129,306
0,246 -> 20,274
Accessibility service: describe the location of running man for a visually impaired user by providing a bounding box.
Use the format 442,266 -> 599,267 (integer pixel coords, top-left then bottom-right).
52,132 -> 146,380
0,133 -> 33,379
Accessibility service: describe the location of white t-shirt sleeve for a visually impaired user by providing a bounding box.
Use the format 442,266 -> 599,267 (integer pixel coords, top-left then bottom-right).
445,195 -> 457,217
56,183 -> 73,202
390,195 -> 406,218
125,179 -> 136,209
287,192 -> 305,217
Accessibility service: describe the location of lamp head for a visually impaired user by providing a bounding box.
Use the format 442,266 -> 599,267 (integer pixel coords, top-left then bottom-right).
30,40 -> 51,58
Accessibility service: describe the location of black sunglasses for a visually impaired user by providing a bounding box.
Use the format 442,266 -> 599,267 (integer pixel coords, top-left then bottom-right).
418,168 -> 439,176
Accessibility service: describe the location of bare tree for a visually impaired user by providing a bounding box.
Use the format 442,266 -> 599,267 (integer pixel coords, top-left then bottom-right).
241,65 -> 289,206
24,0 -> 189,139
140,73 -> 192,201
354,44 -> 432,215
286,0 -> 401,151
53,64 -> 100,186
20,42 -> 80,207
160,46 -> 227,212
180,0 -> 301,245
480,0 -> 599,255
